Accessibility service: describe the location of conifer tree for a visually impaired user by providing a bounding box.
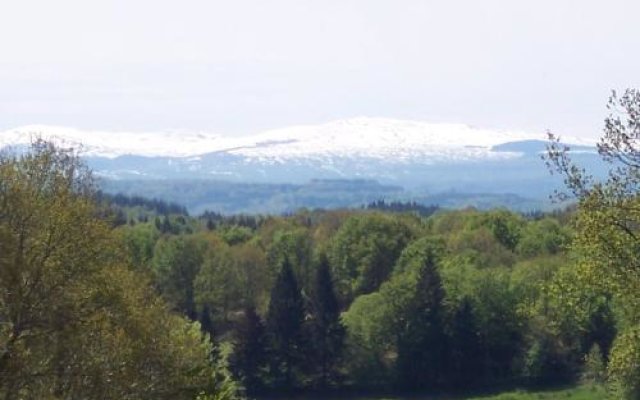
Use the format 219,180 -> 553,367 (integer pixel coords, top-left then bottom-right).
199,304 -> 214,337
162,215 -> 172,234
447,297 -> 482,388
395,250 -> 447,391
310,254 -> 345,388
230,306 -> 268,395
266,258 -> 306,389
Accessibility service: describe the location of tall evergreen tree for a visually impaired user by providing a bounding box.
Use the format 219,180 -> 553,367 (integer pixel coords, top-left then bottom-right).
310,254 -> 345,388
266,258 -> 306,389
447,297 -> 483,388
230,306 -> 268,395
395,250 -> 447,391
199,304 -> 214,338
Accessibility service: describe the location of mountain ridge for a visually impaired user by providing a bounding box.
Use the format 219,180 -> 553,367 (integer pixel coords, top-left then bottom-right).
0,117 -> 596,161
1,118 -> 605,213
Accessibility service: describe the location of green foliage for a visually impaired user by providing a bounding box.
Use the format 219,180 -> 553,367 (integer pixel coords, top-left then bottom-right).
107,161 -> 615,396
516,218 -> 570,257
481,209 -> 525,251
329,213 -> 414,302
309,255 -> 345,388
119,221 -> 160,272
342,239 -> 441,364
0,141 -> 240,400
153,234 -> 208,318
229,306 -> 268,395
267,227 -> 313,293
342,238 -> 450,388
581,343 -> 606,385
195,244 -> 243,321
448,297 -> 483,388
435,209 -> 527,269
341,290 -> 396,359
220,225 -> 254,246
464,386 -> 605,400
195,239 -> 269,316
542,89 -> 640,398
266,258 -> 307,389
608,325 -> 640,399
392,236 -> 446,275
395,245 -> 447,390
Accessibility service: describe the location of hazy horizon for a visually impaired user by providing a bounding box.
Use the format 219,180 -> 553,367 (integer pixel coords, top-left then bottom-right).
2,0 -> 639,139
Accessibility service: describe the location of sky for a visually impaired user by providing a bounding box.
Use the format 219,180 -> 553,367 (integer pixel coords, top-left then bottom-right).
1,0 -> 639,138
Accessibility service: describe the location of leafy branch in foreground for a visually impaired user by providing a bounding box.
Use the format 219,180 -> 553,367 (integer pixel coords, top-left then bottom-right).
0,141 -> 241,400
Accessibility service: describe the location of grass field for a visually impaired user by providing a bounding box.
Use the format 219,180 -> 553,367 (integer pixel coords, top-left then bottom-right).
465,385 -> 605,400
266,386 -> 606,400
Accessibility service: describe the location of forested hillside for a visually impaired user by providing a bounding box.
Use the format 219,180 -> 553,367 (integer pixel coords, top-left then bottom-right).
112,188 -> 609,397
6,90 -> 640,400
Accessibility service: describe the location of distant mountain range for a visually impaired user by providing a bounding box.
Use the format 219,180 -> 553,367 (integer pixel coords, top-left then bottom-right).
0,118 -> 604,213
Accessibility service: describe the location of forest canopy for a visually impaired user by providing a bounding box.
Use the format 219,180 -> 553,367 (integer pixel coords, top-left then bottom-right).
4,88 -> 640,400
0,141 -> 239,400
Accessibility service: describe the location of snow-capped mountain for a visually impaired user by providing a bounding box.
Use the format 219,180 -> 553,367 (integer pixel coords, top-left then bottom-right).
1,117 -> 603,213
0,117 -> 595,162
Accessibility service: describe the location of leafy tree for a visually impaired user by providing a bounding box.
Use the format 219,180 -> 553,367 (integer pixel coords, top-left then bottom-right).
266,228 -> 313,294
340,290 -> 395,387
481,209 -> 524,252
195,244 -> 243,322
342,237 -> 446,387
233,241 -> 270,312
608,325 -> 640,399
153,234 -> 207,319
521,331 -> 568,385
329,213 -> 414,303
221,225 -> 254,246
544,89 -> 640,397
266,258 -> 306,389
582,343 -> 606,385
449,225 -> 516,268
0,141 -> 239,400
119,221 -> 160,273
584,301 -> 617,359
516,218 -> 570,257
341,289 -> 395,379
470,267 -> 523,382
195,241 -> 269,321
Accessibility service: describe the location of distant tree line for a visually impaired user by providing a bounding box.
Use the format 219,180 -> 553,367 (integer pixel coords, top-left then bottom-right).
97,190 -> 189,215
364,199 -> 440,217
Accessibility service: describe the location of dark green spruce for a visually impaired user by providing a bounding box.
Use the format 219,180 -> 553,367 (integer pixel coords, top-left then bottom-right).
310,254 -> 345,388
230,306 -> 268,395
266,257 -> 306,390
395,248 -> 448,391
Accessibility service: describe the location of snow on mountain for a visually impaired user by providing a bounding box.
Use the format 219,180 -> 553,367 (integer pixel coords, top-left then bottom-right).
0,118 -> 596,162
0,125 -> 237,158
231,118 -> 544,163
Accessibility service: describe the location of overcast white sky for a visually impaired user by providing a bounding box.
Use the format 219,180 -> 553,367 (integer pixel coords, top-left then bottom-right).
1,0 -> 639,137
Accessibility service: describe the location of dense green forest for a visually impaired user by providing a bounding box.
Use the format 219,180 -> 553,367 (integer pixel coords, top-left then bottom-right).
101,178 -> 544,215
6,90 -> 640,399
112,193 -> 599,396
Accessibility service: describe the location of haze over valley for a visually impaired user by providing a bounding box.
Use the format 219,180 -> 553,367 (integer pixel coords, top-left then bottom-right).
0,118 -> 601,213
